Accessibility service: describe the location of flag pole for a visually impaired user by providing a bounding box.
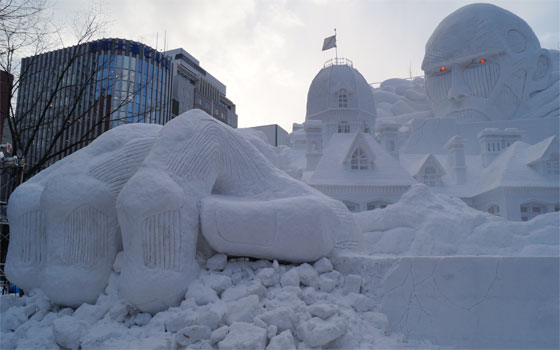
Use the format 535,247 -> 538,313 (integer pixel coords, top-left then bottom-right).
334,28 -> 338,60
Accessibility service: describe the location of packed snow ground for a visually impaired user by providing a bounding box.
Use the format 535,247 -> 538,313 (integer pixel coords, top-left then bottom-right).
1,255 -> 435,349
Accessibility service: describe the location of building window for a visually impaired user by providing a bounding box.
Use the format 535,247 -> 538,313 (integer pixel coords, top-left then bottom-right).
367,201 -> 389,211
488,204 -> 500,215
338,90 -> 348,108
338,122 -> 350,133
343,201 -> 359,212
351,147 -> 368,170
423,166 -> 438,186
546,153 -> 559,174
520,202 -> 547,221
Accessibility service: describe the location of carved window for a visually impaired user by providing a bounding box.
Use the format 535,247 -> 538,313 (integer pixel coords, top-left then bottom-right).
351,147 -> 368,170
423,166 -> 438,186
520,202 -> 547,221
338,122 -> 350,133
343,201 -> 359,212
338,90 -> 348,108
488,204 -> 500,215
546,153 -> 559,175
367,201 -> 389,211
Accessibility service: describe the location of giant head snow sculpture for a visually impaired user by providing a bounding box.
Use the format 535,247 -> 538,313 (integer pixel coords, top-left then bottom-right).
422,3 -> 559,122
5,110 -> 360,313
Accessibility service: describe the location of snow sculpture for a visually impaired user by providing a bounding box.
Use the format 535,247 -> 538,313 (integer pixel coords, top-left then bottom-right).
6,110 -> 359,313
422,3 -> 559,121
5,124 -> 160,306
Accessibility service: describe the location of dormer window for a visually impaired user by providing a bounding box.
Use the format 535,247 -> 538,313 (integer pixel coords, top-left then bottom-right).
338,121 -> 350,133
338,89 -> 348,108
423,166 -> 437,186
351,147 -> 368,170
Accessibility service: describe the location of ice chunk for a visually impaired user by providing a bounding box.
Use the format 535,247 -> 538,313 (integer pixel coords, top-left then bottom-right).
296,264 -> 319,288
224,294 -> 261,325
52,316 -> 88,349
201,274 -> 232,295
313,257 -> 333,274
175,325 -> 211,346
256,267 -> 280,287
210,326 -> 229,345
296,316 -> 346,347
308,302 -> 337,319
259,306 -> 296,332
185,280 -> 219,306
218,322 -> 267,350
206,254 -> 228,271
280,268 -> 300,287
267,330 -> 296,350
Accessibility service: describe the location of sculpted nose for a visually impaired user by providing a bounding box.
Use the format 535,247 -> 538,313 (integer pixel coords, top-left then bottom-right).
448,67 -> 470,102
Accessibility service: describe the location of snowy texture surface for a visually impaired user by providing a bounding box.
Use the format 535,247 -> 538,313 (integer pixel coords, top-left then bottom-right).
354,184 -> 559,256
372,78 -> 433,124
333,255 -> 559,349
0,257 -> 435,350
5,110 -> 360,313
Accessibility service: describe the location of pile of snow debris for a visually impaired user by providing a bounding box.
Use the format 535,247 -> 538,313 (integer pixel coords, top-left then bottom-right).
355,184 -> 559,256
1,255 -> 435,350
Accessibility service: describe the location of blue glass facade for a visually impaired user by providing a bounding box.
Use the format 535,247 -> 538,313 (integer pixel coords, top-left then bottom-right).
15,38 -> 172,170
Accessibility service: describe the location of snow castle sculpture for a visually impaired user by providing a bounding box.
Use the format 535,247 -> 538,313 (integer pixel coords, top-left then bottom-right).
422,3 -> 559,121
6,110 -> 360,313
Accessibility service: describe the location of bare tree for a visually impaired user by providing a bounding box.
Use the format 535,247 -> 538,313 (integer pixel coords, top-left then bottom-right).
1,0 -> 169,183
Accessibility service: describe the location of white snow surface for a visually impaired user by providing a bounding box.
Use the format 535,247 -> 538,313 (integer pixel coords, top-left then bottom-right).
0,256 -> 435,350
354,184 -> 559,256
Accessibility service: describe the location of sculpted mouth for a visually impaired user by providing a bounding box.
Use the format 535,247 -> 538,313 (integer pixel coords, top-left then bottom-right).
447,109 -> 490,122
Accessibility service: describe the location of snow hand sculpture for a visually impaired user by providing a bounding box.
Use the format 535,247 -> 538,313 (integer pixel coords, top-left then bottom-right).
6,110 -> 360,313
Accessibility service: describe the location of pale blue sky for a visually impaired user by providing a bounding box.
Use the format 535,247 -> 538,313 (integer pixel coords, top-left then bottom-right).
51,0 -> 559,131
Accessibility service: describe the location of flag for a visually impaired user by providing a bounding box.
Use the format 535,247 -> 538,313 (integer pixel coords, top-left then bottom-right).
322,35 -> 336,51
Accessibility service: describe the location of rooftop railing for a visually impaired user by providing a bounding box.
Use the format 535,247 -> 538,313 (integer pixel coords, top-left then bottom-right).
323,57 -> 353,68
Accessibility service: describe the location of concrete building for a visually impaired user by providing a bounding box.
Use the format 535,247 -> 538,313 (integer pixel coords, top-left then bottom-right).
248,124 -> 288,146
165,48 -> 237,128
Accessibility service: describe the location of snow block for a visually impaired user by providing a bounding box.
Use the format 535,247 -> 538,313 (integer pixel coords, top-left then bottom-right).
218,322 -> 267,350
296,316 -> 347,347
52,316 -> 89,349
333,255 -> 560,349
267,330 -> 296,350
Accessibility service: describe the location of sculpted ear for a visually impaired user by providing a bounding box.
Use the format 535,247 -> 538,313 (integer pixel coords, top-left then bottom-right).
533,49 -> 551,80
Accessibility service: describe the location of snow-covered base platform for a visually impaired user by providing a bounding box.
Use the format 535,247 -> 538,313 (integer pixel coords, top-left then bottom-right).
333,254 -> 560,349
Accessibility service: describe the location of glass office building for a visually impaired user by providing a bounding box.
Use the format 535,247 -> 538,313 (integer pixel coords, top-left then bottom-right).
15,38 -> 172,170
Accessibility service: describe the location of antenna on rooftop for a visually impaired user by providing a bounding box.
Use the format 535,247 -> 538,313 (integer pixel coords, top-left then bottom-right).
164,30 -> 167,52
156,32 -> 158,51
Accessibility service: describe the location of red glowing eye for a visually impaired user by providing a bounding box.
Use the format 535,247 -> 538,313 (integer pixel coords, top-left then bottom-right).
440,66 -> 446,72
480,58 -> 486,63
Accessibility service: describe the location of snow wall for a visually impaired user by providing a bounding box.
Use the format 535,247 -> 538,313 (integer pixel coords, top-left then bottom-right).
332,255 -> 559,349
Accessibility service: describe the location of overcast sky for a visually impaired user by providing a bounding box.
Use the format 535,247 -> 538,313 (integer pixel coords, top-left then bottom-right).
51,0 -> 559,131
